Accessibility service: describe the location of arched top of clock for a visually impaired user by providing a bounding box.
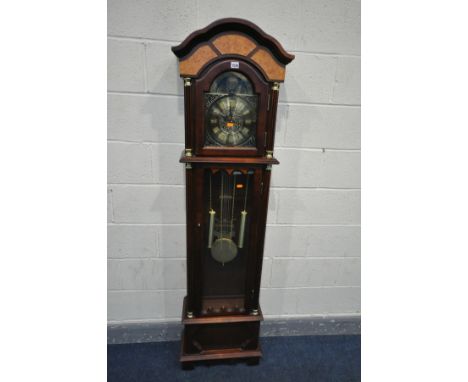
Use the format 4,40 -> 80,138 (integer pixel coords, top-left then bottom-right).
172,18 -> 295,82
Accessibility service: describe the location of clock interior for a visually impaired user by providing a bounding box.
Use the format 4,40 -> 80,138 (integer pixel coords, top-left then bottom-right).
201,168 -> 253,315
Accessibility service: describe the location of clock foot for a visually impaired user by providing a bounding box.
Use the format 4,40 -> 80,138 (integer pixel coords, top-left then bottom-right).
181,362 -> 194,371
246,357 -> 260,366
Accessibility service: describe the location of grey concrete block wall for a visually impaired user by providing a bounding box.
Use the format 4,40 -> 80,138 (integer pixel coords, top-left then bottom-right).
108,0 -> 360,323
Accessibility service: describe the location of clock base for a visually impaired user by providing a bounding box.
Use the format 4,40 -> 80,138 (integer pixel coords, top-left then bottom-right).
180,296 -> 263,368
180,336 -> 262,365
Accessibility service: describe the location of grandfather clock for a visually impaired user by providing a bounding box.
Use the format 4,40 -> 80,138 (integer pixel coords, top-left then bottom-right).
172,18 -> 294,368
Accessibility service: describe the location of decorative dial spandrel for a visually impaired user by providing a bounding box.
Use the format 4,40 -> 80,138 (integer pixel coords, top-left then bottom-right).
204,71 -> 257,147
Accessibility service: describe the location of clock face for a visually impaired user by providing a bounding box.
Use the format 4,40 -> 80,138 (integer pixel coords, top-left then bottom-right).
204,72 -> 257,147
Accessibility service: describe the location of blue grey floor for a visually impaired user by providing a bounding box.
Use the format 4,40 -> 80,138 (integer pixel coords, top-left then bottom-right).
108,335 -> 360,381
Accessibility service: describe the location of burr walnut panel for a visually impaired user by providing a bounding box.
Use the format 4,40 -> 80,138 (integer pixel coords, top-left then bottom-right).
251,47 -> 285,82
212,33 -> 257,56
179,44 -> 218,77
177,35 -> 286,81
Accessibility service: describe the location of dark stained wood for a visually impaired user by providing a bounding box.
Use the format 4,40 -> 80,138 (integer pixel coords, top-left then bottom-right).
243,168 -> 263,312
251,170 -> 273,308
173,19 -> 293,368
181,349 -> 262,363
184,164 -> 195,313
201,297 -> 246,317
181,322 -> 262,362
266,83 -> 280,151
182,297 -> 263,325
183,349 -> 261,360
180,335 -> 261,368
180,151 -> 279,165
183,76 -> 193,151
191,166 -> 204,315
172,18 -> 294,65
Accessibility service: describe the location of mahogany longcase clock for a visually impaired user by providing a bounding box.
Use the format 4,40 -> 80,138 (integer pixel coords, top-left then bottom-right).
171,18 -> 294,368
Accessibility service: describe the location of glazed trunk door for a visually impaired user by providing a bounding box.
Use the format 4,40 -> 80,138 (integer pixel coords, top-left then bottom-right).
191,166 -> 263,316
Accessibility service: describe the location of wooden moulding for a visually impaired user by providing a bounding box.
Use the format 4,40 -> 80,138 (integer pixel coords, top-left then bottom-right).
180,340 -> 262,363
173,18 -> 294,82
181,296 -> 263,325
180,297 -> 263,365
180,151 -> 279,165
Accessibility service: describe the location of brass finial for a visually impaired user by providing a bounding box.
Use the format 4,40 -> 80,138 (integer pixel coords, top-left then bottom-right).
183,77 -> 192,87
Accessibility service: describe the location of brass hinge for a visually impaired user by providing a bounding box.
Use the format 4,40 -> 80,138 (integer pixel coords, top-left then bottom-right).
260,181 -> 264,194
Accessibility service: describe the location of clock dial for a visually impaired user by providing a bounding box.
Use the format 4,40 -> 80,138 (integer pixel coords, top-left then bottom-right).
206,95 -> 256,146
204,71 -> 257,147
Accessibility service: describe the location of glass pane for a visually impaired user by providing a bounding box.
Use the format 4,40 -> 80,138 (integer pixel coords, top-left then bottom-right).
201,169 -> 254,316
204,71 -> 257,147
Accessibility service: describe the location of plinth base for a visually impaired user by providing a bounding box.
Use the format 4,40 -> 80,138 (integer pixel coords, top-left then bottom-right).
180,297 -> 263,369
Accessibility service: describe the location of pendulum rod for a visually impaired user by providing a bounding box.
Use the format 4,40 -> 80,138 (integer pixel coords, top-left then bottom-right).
208,172 -> 215,248
222,172 -> 228,266
230,174 -> 237,240
238,173 -> 249,248
220,172 -> 224,240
